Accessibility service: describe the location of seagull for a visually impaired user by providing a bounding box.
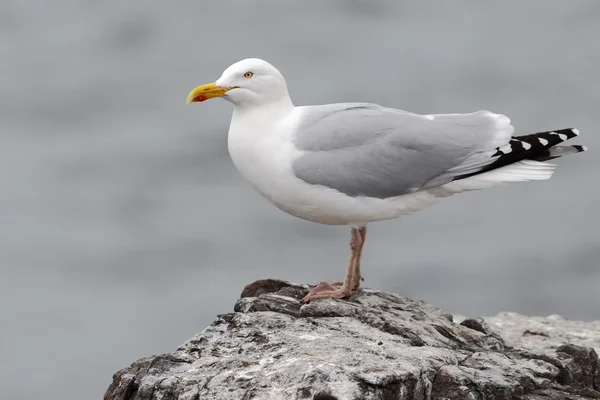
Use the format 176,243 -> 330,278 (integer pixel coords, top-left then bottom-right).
186,58 -> 586,303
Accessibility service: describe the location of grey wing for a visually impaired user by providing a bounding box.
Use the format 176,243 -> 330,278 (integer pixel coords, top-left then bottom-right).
291,103 -> 515,199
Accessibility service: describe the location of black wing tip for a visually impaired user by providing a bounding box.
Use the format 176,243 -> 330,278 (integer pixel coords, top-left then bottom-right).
554,128 -> 580,139
461,128 -> 584,180
504,128 -> 582,156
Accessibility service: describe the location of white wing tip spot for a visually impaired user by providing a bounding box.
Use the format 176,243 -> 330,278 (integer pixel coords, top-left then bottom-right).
539,138 -> 549,146
572,128 -> 580,135
522,141 -> 532,150
558,133 -> 568,141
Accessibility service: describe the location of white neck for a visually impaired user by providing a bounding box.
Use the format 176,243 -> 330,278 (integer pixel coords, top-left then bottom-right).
231,95 -> 295,120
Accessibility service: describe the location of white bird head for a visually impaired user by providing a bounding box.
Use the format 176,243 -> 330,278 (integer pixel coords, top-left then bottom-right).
187,58 -> 292,108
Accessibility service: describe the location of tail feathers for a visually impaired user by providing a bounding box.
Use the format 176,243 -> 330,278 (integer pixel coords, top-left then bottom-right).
453,128 -> 586,181
438,160 -> 556,195
435,127 -> 586,197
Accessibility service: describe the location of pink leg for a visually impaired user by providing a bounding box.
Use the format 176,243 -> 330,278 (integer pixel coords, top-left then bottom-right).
354,226 -> 367,289
301,227 -> 367,303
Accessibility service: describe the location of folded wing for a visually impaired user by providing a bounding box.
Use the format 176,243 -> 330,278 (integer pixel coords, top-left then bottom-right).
292,103 -> 518,199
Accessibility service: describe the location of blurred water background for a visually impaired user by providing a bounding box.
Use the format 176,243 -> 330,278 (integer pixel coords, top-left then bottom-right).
1,1 -> 599,399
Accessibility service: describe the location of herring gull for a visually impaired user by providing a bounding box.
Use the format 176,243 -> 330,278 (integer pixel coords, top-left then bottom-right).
186,58 -> 587,303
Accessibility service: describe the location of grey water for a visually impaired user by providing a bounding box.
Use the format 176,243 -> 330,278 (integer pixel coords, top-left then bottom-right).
1,1 -> 599,399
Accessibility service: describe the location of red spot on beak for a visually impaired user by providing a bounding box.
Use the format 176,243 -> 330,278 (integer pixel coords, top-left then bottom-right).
193,95 -> 207,102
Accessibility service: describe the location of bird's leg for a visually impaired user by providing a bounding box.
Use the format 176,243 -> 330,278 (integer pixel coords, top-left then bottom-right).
301,227 -> 365,303
332,226 -> 367,289
353,226 -> 367,289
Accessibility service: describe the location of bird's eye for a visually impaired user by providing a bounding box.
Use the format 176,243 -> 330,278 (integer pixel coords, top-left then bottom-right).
244,71 -> 254,79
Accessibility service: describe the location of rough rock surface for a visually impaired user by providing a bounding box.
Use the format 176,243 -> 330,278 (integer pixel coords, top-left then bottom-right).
105,280 -> 600,400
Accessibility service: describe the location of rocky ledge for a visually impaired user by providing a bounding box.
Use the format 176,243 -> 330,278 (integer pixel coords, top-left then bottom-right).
105,280 -> 600,400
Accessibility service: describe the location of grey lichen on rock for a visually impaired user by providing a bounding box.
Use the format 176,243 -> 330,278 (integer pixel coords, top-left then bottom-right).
105,279 -> 600,400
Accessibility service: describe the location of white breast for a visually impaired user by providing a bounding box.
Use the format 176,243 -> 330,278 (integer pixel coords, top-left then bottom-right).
227,107 -> 302,209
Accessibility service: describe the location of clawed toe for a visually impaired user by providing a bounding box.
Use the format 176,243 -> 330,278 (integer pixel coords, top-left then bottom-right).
301,281 -> 352,303
353,274 -> 365,289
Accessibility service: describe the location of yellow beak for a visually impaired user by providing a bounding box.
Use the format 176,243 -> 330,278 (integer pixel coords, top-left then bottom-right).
186,82 -> 233,104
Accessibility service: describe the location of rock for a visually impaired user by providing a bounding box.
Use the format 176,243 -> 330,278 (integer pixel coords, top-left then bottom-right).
104,280 -> 600,400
